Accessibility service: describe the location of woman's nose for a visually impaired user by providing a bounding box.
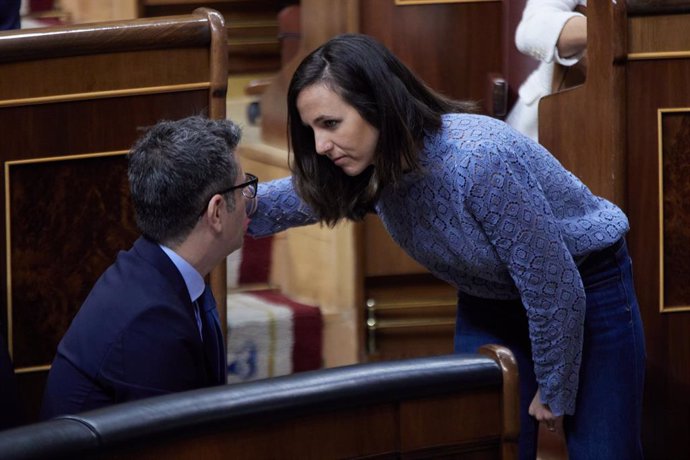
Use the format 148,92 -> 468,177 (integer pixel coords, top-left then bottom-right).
314,132 -> 332,155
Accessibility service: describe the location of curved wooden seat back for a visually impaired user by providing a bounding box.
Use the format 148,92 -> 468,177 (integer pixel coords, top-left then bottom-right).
0,345 -> 519,460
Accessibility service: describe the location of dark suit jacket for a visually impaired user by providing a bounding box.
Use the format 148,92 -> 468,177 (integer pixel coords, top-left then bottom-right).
41,237 -> 226,419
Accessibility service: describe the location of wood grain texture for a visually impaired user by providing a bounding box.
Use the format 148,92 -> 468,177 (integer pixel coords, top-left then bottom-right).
0,50 -> 209,101
629,13 -> 690,54
626,58 -> 690,458
8,154 -> 138,367
659,112 -> 690,309
361,0 -> 502,105
138,0 -> 297,74
0,15 -> 212,63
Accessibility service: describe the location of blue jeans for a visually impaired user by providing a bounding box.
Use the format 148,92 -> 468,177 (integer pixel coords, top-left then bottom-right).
455,239 -> 645,459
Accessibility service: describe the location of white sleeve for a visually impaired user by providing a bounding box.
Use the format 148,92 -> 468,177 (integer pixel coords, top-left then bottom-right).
515,0 -> 585,65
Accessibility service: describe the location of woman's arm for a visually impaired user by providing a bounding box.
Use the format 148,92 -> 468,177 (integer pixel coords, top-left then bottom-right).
515,0 -> 586,65
247,176 -> 319,238
462,143 -> 586,417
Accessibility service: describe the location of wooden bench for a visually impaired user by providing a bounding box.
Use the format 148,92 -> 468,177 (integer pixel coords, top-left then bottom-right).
0,7 -> 229,423
0,345 -> 519,459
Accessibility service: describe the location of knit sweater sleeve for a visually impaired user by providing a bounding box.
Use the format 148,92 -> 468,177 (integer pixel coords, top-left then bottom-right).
460,142 -> 585,416
247,176 -> 319,238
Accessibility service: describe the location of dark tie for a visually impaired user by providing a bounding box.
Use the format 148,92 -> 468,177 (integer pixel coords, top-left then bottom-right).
199,285 -> 227,384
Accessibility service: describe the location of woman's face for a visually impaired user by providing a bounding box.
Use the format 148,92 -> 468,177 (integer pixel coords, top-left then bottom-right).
296,83 -> 379,176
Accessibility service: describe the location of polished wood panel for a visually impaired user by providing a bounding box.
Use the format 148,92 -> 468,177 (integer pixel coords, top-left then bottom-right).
658,111 -> 690,310
0,50 -> 208,100
627,57 -> 690,458
7,154 -> 138,367
360,0 -> 502,105
60,0 -> 138,23
0,8 -> 227,423
0,92 -> 209,158
628,14 -> 690,54
138,0 -> 298,74
400,391 -> 501,452
365,275 -> 456,361
0,14 -> 212,63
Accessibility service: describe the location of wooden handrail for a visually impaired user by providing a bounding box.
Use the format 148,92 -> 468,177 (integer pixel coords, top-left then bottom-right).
0,12 -> 212,63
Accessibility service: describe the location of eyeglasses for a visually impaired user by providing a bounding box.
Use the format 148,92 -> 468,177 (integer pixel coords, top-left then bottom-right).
199,173 -> 259,217
218,173 -> 258,200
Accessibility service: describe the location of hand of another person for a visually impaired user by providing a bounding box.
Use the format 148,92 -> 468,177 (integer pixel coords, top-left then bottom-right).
529,388 -> 563,434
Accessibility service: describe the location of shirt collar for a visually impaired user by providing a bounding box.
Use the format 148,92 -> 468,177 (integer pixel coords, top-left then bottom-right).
159,244 -> 205,303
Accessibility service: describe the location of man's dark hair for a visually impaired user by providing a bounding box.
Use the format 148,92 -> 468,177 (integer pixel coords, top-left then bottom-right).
128,116 -> 242,245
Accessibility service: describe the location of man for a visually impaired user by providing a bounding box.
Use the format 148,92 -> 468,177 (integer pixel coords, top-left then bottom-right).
41,116 -> 256,418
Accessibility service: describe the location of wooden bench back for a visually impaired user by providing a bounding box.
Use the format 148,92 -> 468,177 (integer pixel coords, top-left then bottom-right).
0,8 -> 228,422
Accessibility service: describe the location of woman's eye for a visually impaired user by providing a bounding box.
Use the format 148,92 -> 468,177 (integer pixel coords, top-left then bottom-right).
323,120 -> 338,128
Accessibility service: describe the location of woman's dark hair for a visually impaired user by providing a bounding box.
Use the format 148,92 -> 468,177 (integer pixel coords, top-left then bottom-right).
287,33 -> 474,226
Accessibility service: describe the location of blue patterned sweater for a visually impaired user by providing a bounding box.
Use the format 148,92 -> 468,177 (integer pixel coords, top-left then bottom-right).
248,113 -> 629,416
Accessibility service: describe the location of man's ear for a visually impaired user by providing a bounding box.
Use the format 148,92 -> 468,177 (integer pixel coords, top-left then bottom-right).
205,194 -> 224,232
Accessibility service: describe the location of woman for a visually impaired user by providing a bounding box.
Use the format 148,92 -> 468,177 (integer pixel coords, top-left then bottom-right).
506,0 -> 587,142
248,33 -> 645,459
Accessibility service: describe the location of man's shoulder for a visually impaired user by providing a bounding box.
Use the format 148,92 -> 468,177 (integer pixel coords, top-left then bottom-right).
105,237 -> 177,285
81,241 -> 183,313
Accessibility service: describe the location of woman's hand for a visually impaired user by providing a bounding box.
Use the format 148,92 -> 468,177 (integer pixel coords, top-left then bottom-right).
529,389 -> 563,433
